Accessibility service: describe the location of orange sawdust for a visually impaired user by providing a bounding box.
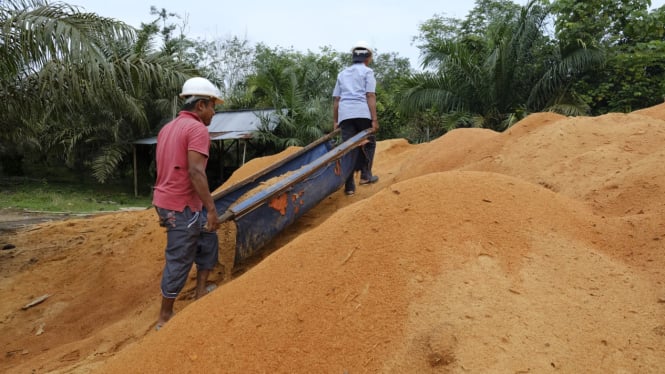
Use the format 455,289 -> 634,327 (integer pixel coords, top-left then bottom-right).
213,146 -> 302,194
1,103 -> 665,373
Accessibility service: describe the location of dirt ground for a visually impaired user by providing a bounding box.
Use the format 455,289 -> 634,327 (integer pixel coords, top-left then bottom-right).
0,210 -> 81,233
1,105 -> 665,373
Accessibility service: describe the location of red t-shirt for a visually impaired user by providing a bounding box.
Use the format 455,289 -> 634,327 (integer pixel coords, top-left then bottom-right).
152,111 -> 210,212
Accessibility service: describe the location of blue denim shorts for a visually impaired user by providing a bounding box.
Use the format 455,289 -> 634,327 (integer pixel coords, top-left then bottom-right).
155,206 -> 219,298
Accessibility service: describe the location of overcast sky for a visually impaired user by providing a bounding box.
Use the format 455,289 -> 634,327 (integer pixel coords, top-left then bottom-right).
70,0 -> 665,70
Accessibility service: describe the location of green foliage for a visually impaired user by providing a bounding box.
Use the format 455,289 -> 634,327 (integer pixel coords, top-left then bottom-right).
0,0 -> 194,183
402,109 -> 462,144
370,52 -> 413,140
1,0 -> 131,151
400,0 -> 602,132
461,0 -> 523,36
244,45 -> 343,149
552,1 -> 665,114
552,0 -> 651,49
574,40 -> 665,113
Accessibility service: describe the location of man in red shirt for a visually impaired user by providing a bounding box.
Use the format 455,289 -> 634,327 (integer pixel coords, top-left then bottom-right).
152,77 -> 223,330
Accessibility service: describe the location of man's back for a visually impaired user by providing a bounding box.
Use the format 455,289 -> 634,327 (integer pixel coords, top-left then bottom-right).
333,63 -> 376,122
153,111 -> 210,211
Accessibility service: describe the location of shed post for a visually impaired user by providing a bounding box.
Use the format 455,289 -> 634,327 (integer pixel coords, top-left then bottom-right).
133,144 -> 138,197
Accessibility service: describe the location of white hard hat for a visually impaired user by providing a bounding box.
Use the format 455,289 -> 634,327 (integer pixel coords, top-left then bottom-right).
351,40 -> 373,54
180,77 -> 224,104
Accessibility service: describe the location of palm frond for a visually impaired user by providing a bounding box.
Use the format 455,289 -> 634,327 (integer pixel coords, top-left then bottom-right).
1,0 -> 134,79
400,0 -> 601,135
398,72 -> 465,115
528,46 -> 605,110
91,143 -> 127,183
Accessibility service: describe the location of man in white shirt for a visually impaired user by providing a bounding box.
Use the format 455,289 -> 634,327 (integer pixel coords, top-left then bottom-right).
332,41 -> 380,195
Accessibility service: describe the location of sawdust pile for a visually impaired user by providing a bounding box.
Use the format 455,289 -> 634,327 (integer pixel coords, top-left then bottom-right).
214,146 -> 302,193
1,104 -> 665,373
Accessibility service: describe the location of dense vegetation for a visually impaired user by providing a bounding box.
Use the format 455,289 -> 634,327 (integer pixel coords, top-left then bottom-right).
1,0 -> 664,194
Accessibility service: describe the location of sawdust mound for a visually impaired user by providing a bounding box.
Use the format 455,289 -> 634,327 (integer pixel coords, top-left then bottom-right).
213,146 -> 302,193
2,104 -> 665,373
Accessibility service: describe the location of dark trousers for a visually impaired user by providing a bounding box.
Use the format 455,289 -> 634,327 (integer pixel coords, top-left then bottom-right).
340,118 -> 376,191
155,206 -> 219,299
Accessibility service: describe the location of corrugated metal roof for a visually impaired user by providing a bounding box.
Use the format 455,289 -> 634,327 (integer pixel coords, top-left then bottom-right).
208,109 -> 278,133
133,109 -> 278,145
209,131 -> 255,140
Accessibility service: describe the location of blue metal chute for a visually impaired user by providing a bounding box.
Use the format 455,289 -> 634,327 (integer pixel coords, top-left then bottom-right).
212,129 -> 374,264
211,130 -> 339,214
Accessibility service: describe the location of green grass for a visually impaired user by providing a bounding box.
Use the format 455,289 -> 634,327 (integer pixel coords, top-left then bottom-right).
0,178 -> 153,213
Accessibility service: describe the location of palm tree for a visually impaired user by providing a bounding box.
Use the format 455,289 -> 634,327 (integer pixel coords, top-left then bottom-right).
0,0 -> 192,181
248,47 -> 340,149
1,1 -> 132,144
399,0 -> 604,132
